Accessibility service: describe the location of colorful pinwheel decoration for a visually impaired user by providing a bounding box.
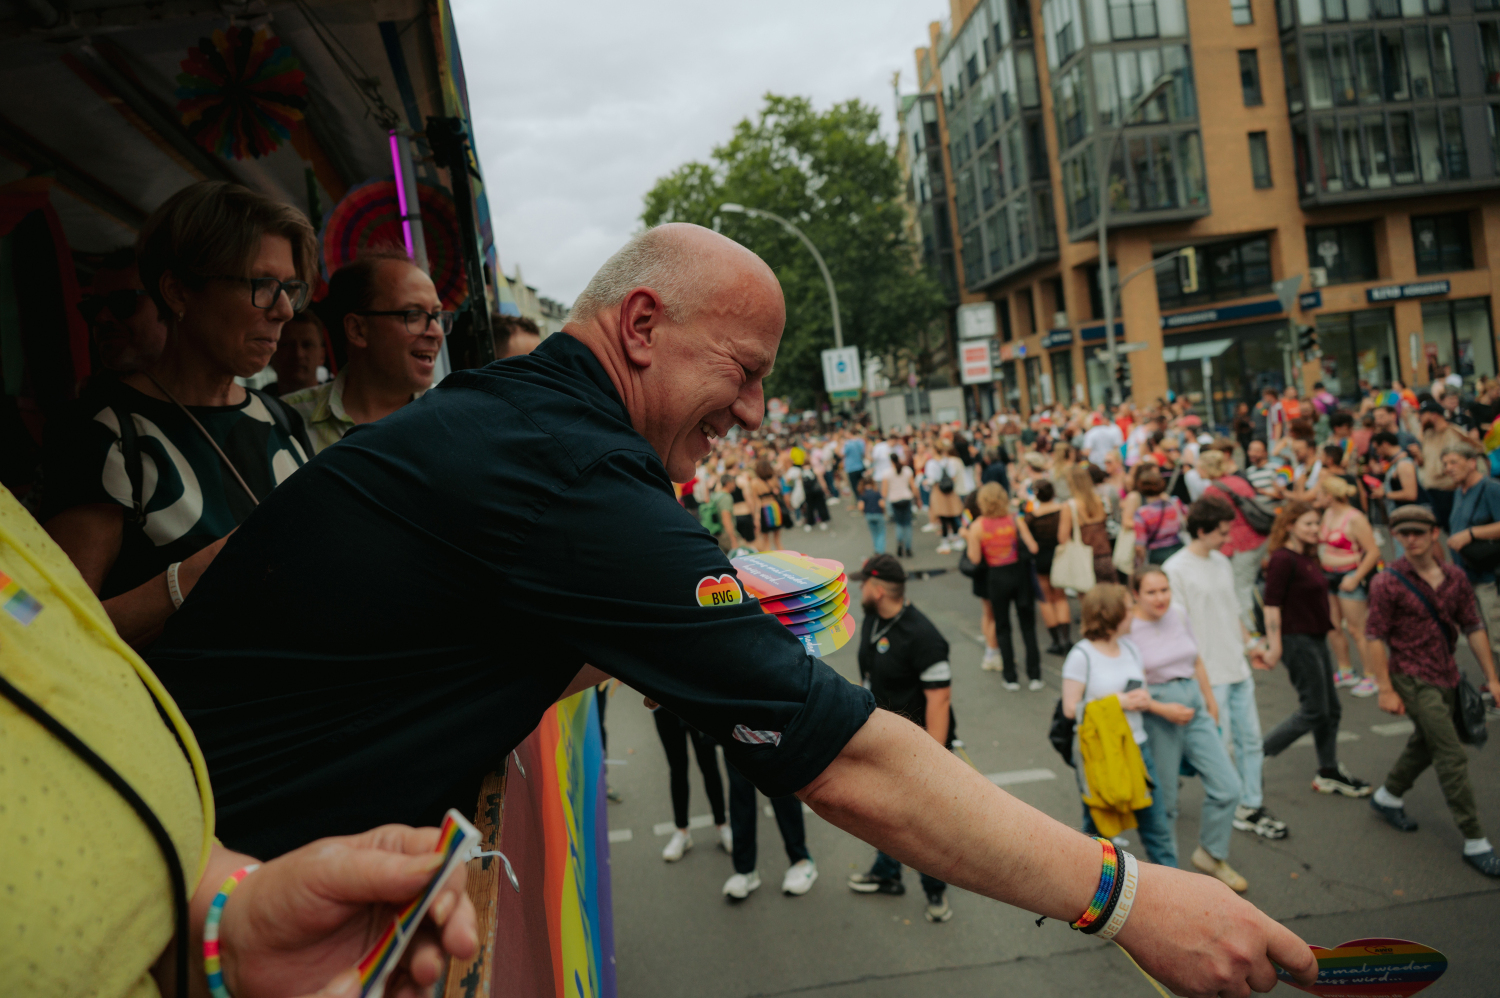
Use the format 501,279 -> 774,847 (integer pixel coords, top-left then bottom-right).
176,27 -> 308,160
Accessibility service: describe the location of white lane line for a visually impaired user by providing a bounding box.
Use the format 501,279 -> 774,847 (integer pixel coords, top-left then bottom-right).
986,768 -> 1057,787
1372,720 -> 1416,737
608,829 -> 633,843
652,814 -> 717,836
1290,731 -> 1360,748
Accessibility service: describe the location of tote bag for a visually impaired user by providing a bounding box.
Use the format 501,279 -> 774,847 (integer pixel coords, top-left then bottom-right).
1051,499 -> 1097,593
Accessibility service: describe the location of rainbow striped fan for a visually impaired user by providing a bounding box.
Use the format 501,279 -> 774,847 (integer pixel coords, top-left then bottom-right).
176,27 -> 307,160
322,180 -> 467,309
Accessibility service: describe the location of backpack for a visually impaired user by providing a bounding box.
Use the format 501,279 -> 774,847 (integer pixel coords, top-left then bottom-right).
110,387 -> 313,524
937,461 -> 955,494
1216,476 -> 1277,536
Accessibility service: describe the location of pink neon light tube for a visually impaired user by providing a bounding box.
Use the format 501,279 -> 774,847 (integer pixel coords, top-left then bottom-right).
390,129 -> 415,257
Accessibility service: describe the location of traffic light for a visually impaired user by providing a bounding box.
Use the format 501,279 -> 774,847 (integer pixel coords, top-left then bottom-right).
1115,360 -> 1132,397
1177,246 -> 1198,294
1297,324 -> 1318,358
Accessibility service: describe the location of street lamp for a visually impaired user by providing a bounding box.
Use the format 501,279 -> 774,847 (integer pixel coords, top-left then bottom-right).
1096,73 -> 1175,406
719,203 -> 842,349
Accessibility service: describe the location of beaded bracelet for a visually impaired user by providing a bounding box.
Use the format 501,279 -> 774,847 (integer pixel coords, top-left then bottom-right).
1094,850 -> 1140,941
204,864 -> 260,998
1069,837 -> 1120,933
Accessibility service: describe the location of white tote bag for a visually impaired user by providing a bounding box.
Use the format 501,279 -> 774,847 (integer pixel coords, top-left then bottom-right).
1050,500 -> 1097,593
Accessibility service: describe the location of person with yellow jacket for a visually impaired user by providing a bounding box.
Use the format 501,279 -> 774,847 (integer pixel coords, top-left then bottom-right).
1061,583 -> 1189,867
0,485 -> 478,998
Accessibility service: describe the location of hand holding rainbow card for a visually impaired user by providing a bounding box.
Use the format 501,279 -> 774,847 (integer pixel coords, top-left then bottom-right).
356,809 -> 480,998
731,550 -> 856,656
1275,938 -> 1447,998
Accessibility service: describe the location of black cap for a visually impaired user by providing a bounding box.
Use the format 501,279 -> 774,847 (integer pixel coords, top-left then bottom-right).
1418,396 -> 1445,417
857,554 -> 906,584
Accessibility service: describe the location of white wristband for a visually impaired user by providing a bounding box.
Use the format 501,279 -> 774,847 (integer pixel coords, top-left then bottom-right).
166,562 -> 185,610
1095,850 -> 1139,941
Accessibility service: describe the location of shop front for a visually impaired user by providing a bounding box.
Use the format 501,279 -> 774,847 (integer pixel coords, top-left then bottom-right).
1314,308 -> 1400,402
1421,298 -> 1495,387
1161,318 -> 1289,428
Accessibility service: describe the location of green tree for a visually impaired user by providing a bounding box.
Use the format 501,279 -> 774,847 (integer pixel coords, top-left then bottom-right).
642,94 -> 946,409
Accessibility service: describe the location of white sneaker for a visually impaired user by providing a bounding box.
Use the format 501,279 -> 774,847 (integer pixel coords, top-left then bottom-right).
1003,681 -> 1020,691
827,496 -> 841,505
819,523 -> 828,531
921,523 -> 936,532
719,825 -> 733,853
981,649 -> 1001,671
1028,679 -> 1045,691
804,524 -> 812,532
662,829 -> 693,862
723,870 -> 761,899
936,541 -> 951,554
782,859 -> 818,895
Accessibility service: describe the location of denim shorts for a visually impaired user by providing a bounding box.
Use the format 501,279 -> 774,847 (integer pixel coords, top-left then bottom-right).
1324,568 -> 1368,602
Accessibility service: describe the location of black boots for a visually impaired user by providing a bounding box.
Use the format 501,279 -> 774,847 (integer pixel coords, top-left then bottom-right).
1046,624 -> 1071,655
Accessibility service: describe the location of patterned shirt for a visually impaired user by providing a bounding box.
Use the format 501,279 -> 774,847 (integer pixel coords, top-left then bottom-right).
1134,497 -> 1186,551
976,515 -> 1020,566
282,369 -> 427,455
1365,557 -> 1482,689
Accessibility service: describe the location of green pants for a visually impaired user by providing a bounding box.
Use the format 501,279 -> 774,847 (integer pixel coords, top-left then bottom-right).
1385,672 -> 1484,839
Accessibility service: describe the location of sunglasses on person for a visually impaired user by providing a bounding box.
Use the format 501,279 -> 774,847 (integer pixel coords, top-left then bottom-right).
78,289 -> 149,323
352,309 -> 455,335
206,275 -> 312,312
1393,526 -> 1434,537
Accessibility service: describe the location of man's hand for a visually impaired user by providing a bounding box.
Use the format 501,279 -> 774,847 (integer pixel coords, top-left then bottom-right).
1114,863 -> 1317,998
1448,529 -> 1471,551
221,825 -> 478,998
1257,643 -> 1281,671
1377,687 -> 1405,716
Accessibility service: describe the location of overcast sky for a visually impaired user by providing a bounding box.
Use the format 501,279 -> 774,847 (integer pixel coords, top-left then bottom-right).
451,0 -> 947,307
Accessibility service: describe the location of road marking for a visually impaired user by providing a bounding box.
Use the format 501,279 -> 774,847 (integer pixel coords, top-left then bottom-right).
1371,720 -> 1416,737
986,768 -> 1057,786
1290,731 -> 1359,748
652,814 -> 717,836
608,829 -> 633,843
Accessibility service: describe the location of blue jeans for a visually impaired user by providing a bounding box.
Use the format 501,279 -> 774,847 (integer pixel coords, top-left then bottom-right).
1213,675 -> 1265,810
1076,736 -> 1178,867
1142,678 -> 1243,863
891,500 -> 913,550
865,513 -> 887,553
870,850 -> 945,897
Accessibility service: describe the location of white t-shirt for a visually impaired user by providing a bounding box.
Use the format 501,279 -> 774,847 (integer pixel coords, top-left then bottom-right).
1062,638 -> 1147,744
885,465 -> 915,502
871,441 -> 895,482
1162,547 -> 1251,687
1083,423 -> 1124,468
1184,468 -> 1207,500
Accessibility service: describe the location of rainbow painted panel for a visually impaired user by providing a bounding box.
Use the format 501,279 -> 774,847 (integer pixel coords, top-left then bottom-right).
0,570 -> 42,625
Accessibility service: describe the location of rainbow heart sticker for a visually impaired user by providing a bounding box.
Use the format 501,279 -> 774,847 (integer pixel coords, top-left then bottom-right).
1276,938 -> 1447,998
695,574 -> 743,608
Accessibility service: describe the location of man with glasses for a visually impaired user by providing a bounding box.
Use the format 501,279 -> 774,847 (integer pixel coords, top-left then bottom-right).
284,248 -> 450,453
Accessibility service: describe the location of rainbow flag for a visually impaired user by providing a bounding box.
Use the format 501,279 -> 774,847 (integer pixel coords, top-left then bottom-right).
491,687 -> 614,998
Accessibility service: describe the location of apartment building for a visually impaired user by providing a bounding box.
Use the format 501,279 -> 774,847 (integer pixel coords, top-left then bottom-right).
905,0 -> 1500,422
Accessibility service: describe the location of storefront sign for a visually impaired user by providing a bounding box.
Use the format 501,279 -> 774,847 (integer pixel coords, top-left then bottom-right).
1299,291 -> 1322,310
958,301 -> 999,338
1159,297 -> 1283,330
1079,322 -> 1123,342
1041,329 -> 1072,348
1366,279 -> 1450,303
959,341 -> 994,384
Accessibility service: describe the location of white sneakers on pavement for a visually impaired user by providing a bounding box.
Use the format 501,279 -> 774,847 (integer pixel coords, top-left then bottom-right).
1028,679 -> 1045,691
782,859 -> 818,895
719,824 -> 733,853
1002,680 -> 1020,691
722,870 -> 761,899
662,829 -> 692,862
981,648 -> 1001,671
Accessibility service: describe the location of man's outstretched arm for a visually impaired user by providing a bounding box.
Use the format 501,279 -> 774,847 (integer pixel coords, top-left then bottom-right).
797,709 -> 1317,998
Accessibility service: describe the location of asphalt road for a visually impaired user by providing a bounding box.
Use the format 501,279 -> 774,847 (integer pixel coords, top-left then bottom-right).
600,502 -> 1500,998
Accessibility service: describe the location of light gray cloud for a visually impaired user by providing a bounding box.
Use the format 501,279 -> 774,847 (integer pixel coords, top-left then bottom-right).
451,0 -> 945,305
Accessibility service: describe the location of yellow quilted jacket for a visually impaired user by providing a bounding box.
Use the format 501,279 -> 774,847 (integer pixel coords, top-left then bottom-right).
1078,695 -> 1153,837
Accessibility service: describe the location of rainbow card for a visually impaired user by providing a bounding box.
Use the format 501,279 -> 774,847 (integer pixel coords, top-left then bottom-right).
0,570 -> 42,626
357,809 -> 480,998
756,576 -> 847,614
1276,938 -> 1447,998
794,611 -> 857,657
774,591 -> 851,625
731,550 -> 843,600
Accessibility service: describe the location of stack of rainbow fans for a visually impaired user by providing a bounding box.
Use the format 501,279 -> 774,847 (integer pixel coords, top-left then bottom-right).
730,550 -> 855,656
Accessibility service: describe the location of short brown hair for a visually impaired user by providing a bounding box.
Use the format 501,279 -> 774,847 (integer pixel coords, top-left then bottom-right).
977,482 -> 1011,517
1081,583 -> 1130,640
326,246 -> 415,337
1136,465 -> 1166,497
493,314 -> 542,356
137,181 -> 317,321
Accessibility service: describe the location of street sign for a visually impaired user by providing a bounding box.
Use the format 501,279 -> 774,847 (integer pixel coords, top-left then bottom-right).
828,389 -> 861,402
1093,341 -> 1148,360
957,302 -> 998,339
820,346 -> 861,394
959,341 -> 994,384
1273,274 -> 1304,315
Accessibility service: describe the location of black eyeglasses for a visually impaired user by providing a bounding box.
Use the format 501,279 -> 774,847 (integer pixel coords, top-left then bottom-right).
79,289 -> 149,323
207,275 -> 311,312
352,309 -> 455,335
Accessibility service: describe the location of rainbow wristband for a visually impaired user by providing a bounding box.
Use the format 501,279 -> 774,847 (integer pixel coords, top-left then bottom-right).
204,864 -> 259,998
1069,837 -> 1120,933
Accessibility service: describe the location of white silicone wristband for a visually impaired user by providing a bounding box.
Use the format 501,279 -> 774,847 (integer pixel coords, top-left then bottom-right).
1095,850 -> 1139,941
166,562 -> 185,609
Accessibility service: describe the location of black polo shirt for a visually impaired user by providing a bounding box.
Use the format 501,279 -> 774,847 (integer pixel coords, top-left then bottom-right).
149,333 -> 874,858
856,603 -> 952,741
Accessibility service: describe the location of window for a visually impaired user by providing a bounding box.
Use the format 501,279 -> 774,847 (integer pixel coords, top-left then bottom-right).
979,149 -> 999,210
962,226 -> 984,290
1284,38 -> 1304,112
1052,349 -> 1077,405
1053,62 -> 1090,149
1047,275 -> 1067,321
1249,132 -> 1273,187
1482,22 -> 1500,95
1431,26 -> 1456,97
1044,0 -> 1082,67
1441,107 -> 1467,180
986,210 -> 1013,273
1307,37 -> 1332,109
1231,0 -> 1253,24
1306,222 -> 1377,284
1239,50 -> 1263,106
1017,47 -> 1041,108
1026,356 -> 1045,410
1026,118 -> 1050,181
1315,309 -> 1397,401
1415,107 -> 1441,182
1099,129 -> 1207,216
1085,261 -> 1119,319
999,294 -> 1014,341
1379,28 -> 1409,102
1016,288 -> 1036,335
1156,234 -> 1272,309
1109,0 -> 1158,40
1015,195 -> 1034,257
1422,299 -> 1496,385
956,168 -> 977,228
1036,188 -> 1059,249
1062,153 -> 1096,229
1492,105 -> 1500,174
1412,213 -> 1472,274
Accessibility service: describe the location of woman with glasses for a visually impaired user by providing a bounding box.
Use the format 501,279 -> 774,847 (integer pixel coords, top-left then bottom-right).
41,181 -> 317,647
283,247 -> 451,454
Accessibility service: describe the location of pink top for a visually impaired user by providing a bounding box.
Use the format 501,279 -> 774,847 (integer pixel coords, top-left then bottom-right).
1205,475 -> 1265,555
1130,605 -> 1199,685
